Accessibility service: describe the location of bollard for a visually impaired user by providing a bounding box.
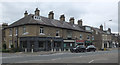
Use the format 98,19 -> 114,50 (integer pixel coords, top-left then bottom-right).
51,49 -> 53,52
68,48 -> 70,51
31,49 -> 33,53
54,48 -> 56,52
59,48 -> 61,52
25,48 -> 27,52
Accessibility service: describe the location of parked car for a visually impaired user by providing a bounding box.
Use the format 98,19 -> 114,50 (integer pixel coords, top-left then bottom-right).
70,45 -> 86,53
86,45 -> 96,52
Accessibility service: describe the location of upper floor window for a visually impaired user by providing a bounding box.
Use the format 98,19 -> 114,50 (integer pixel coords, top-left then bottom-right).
23,26 -> 26,33
96,31 -> 98,34
92,36 -> 94,40
67,30 -> 72,39
9,29 -> 12,36
87,35 -> 90,40
56,30 -> 59,36
80,34 -> 82,40
40,27 -> 44,34
15,28 -> 18,35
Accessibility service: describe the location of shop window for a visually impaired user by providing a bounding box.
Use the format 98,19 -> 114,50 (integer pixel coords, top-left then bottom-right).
23,41 -> 27,48
39,41 -> 44,48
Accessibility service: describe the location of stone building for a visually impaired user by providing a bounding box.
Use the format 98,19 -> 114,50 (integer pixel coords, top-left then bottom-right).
2,8 -> 92,52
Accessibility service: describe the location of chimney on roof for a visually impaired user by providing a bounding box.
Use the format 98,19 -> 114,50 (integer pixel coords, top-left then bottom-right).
48,11 -> 54,19
100,24 -> 103,31
60,14 -> 65,21
78,19 -> 82,26
69,17 -> 74,24
108,28 -> 111,33
35,8 -> 40,16
2,23 -> 8,29
24,11 -> 28,17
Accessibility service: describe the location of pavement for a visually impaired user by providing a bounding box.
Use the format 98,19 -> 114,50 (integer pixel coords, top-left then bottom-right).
1,48 -> 118,63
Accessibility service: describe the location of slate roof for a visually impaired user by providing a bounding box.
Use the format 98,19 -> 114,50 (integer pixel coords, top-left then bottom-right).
92,27 -> 107,34
6,14 -> 86,32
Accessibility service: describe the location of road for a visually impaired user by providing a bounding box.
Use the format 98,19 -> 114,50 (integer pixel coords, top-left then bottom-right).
2,49 -> 118,63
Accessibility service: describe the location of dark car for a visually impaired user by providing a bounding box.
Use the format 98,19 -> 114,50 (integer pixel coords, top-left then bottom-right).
70,45 -> 86,53
86,45 -> 96,52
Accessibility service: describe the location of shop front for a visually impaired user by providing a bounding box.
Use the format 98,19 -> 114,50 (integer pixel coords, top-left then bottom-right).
19,37 -> 63,52
63,40 -> 75,51
85,41 -> 92,47
76,40 -> 85,46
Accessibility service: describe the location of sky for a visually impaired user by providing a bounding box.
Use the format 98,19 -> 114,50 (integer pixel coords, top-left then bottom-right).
0,0 -> 119,33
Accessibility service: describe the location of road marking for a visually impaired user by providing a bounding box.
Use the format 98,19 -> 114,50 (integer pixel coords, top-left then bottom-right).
88,60 -> 94,63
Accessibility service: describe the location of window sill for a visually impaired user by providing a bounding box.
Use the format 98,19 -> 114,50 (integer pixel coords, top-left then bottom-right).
55,36 -> 60,37
39,33 -> 45,35
22,32 -> 28,35
9,35 -> 12,36
14,34 -> 18,36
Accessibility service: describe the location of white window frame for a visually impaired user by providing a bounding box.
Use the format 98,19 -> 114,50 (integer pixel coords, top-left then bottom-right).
9,40 -> 12,48
80,34 -> 82,40
56,30 -> 60,37
15,28 -> 18,36
23,26 -> 26,34
9,28 -> 12,36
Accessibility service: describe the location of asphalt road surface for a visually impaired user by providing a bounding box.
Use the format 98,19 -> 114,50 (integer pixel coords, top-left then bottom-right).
2,49 -> 118,63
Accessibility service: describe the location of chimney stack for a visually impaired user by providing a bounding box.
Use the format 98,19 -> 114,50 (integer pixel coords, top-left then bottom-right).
100,24 -> 103,31
2,23 -> 8,29
78,19 -> 82,26
60,14 -> 65,21
108,28 -> 111,33
24,11 -> 28,17
69,17 -> 74,24
48,11 -> 54,19
35,8 -> 40,16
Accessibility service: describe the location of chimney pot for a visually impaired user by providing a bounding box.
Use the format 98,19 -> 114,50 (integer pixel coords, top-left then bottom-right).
69,17 -> 74,24
24,11 -> 28,17
60,14 -> 65,21
48,11 -> 54,19
100,24 -> 103,31
35,8 -> 40,16
78,19 -> 82,26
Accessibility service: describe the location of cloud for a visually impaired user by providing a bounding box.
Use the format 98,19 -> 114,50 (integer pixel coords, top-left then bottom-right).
0,1 -> 118,33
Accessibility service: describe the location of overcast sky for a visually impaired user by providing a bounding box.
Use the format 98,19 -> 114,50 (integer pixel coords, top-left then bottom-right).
0,0 -> 119,33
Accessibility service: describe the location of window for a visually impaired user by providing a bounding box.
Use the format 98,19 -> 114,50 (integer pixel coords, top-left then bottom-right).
15,28 -> 18,35
80,34 -> 82,40
9,29 -> 12,35
39,41 -> 44,48
56,30 -> 59,36
87,35 -> 90,40
92,36 -> 94,40
67,30 -> 72,39
40,27 -> 44,34
96,31 -> 98,34
9,40 -> 12,48
23,26 -> 26,33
